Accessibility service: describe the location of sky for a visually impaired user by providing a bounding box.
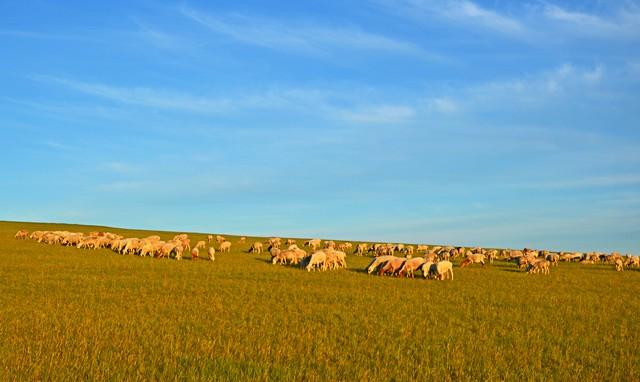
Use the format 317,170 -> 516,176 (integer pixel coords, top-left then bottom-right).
1,1 -> 639,253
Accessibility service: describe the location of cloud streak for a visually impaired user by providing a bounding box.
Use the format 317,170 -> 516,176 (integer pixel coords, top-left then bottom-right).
180,6 -> 442,60
376,0 -> 525,35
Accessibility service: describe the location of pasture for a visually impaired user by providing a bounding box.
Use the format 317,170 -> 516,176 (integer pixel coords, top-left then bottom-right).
0,221 -> 638,381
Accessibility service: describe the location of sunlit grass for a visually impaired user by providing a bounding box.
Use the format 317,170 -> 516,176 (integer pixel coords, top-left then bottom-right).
0,221 -> 638,380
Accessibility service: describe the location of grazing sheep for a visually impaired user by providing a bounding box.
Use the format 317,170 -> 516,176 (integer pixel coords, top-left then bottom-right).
219,241 -> 232,253
14,230 -> 29,240
286,239 -> 296,246
429,261 -> 454,280
304,251 -> 327,272
207,234 -> 214,243
354,243 -> 368,256
174,245 -> 184,261
208,247 -> 216,261
272,248 -> 307,265
250,242 -> 264,254
305,239 -> 322,251
378,257 -> 406,277
615,259 -> 624,272
546,253 -> 560,267
624,256 -> 640,269
527,260 -> 550,275
239,237 -> 246,243
416,245 -> 429,253
324,240 -> 336,249
459,254 -> 486,268
324,249 -> 347,270
216,235 -> 226,244
195,241 -> 206,250
366,255 -> 394,274
191,248 -> 199,260
398,257 -> 427,278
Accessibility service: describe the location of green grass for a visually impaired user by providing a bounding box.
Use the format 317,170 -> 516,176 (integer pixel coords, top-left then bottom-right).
0,221 -> 638,381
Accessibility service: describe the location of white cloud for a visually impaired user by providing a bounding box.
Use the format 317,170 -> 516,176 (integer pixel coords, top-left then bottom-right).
543,4 -> 640,39
34,75 -> 232,113
515,174 -> 640,190
425,97 -> 459,113
336,105 -> 416,124
377,0 -> 525,35
180,6 -> 441,60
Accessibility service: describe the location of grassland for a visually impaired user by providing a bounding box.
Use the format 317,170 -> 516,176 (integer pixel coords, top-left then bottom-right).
0,221 -> 638,381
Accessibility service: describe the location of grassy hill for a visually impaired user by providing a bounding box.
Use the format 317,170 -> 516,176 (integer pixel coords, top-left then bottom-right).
0,221 -> 638,381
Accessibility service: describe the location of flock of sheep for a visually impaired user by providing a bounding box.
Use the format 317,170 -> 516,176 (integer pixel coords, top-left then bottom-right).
13,229 -> 639,278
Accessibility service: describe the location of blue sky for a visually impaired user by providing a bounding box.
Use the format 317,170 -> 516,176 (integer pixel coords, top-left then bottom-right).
1,1 -> 639,253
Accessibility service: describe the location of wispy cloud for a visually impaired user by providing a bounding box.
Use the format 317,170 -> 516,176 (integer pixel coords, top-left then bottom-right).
336,105 -> 416,124
543,4 -> 640,39
32,74 -> 419,124
515,174 -> 640,190
33,75 -> 233,113
179,6 -> 441,60
377,0 -> 525,35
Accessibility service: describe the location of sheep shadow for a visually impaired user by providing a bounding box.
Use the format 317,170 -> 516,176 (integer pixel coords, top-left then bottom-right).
499,268 -> 525,273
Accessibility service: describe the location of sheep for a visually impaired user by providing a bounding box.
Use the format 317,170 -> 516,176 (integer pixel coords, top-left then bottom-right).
270,247 -> 281,259
459,254 -> 486,268
174,245 -> 184,261
207,234 -> 214,243
14,230 -> 29,240
239,237 -> 246,243
416,245 -> 429,253
398,257 -> 427,278
527,260 -> 550,275
324,249 -> 347,270
420,261 -> 435,279
216,235 -> 226,244
366,255 -> 395,274
304,239 -> 322,251
485,249 -> 498,264
208,247 -> 216,261
378,257 -> 406,276
354,243 -> 368,256
546,253 -> 560,267
405,245 -> 415,256
219,241 -> 232,253
615,259 -> 624,272
249,242 -> 263,254
429,261 -> 454,280
304,251 -> 327,272
191,248 -> 199,260
272,248 -> 307,265
624,256 -> 640,269
195,241 -> 206,250
286,239 -> 296,246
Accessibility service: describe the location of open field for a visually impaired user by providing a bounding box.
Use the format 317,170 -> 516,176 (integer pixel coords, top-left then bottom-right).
1,221 -> 639,381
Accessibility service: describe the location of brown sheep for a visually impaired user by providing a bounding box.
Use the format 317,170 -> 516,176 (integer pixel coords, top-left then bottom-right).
378,257 -> 406,276
250,242 -> 264,254
219,241 -> 232,253
459,254 -> 486,268
398,257 -> 427,278
366,255 -> 394,274
354,243 -> 368,256
15,230 -> 29,240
